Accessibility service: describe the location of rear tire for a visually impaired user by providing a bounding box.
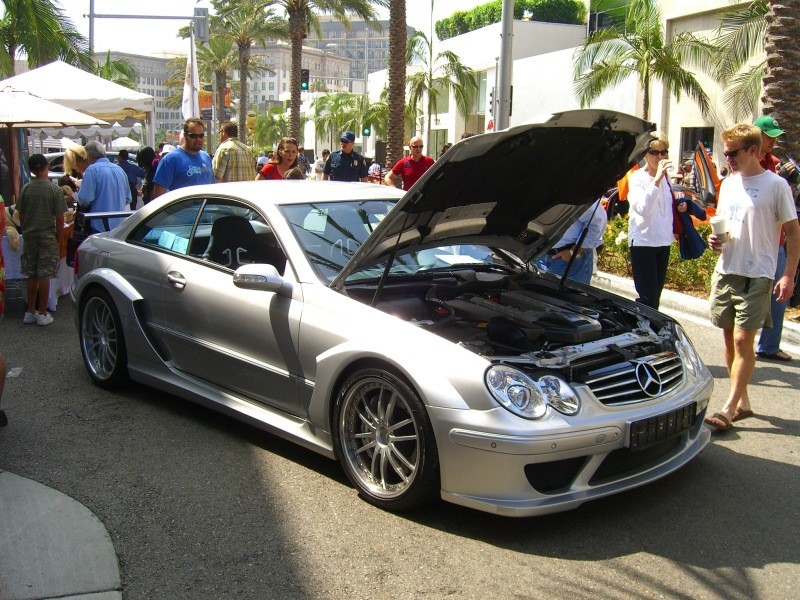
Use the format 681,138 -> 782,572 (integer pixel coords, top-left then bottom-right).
333,368 -> 440,511
79,288 -> 129,389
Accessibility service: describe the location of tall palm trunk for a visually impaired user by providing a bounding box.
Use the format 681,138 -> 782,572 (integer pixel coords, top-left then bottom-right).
289,13 -> 306,141
216,70 -> 227,133
762,1 -> 800,157
238,45 -> 252,145
387,0 -> 407,168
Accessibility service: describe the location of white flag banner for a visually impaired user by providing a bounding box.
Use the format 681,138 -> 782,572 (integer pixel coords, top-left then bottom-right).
181,30 -> 200,120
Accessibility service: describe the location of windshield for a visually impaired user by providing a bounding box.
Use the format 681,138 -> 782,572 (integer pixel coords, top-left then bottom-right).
281,200 -> 394,281
281,200 -> 518,283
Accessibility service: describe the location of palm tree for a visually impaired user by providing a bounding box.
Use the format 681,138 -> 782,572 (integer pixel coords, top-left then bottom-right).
272,0 -> 384,141
572,0 -> 715,120
386,0 -> 407,169
196,37 -> 239,134
714,1 -> 768,121
0,0 -> 94,76
761,2 -> 800,156
213,0 -> 288,145
406,29 -> 478,144
252,101 -> 310,147
94,51 -> 138,90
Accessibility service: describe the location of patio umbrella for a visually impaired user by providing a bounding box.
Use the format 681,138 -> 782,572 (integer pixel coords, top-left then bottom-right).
0,87 -> 107,198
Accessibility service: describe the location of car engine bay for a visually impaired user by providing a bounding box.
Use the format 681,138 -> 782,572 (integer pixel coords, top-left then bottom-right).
348,268 -> 684,404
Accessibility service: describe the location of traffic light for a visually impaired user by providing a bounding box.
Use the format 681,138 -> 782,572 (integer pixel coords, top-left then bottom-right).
362,125 -> 371,137
300,69 -> 310,91
489,87 -> 494,116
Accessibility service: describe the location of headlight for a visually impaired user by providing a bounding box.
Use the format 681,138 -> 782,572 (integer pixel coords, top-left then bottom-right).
485,366 -> 580,419
537,375 -> 580,416
675,324 -> 702,377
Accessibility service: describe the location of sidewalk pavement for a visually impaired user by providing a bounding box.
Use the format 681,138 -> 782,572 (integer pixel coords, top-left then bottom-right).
0,471 -> 121,600
0,272 -> 797,599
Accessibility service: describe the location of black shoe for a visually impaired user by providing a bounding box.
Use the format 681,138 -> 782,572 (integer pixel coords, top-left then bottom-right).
0,410 -> 7,426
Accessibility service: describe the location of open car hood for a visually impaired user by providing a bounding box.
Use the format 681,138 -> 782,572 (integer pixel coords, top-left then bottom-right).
332,110 -> 655,288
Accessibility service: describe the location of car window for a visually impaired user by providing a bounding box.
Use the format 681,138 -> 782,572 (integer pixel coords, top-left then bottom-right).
280,200 -> 394,282
129,197 -> 287,273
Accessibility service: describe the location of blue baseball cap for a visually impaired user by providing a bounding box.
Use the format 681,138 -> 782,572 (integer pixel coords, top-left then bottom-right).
340,131 -> 355,143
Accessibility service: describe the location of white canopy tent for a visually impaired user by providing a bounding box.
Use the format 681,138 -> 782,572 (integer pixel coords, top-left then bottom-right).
110,136 -> 140,150
0,61 -> 155,146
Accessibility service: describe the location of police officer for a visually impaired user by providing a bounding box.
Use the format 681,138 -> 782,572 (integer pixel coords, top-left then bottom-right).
323,131 -> 368,182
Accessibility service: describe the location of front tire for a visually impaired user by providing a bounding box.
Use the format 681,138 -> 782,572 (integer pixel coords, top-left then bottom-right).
333,368 -> 440,511
80,288 -> 129,389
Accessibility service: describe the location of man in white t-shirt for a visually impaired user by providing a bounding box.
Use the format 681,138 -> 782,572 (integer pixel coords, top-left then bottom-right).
704,123 -> 800,431
314,149 -> 329,181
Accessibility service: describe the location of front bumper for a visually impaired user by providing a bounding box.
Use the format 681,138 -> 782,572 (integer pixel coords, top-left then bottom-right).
429,374 -> 713,517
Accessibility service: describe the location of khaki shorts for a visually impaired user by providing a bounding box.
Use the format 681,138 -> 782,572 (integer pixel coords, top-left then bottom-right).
21,231 -> 60,280
709,271 -> 773,330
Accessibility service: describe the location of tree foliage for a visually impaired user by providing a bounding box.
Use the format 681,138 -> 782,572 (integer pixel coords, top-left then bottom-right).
0,0 -> 94,76
94,51 -> 138,90
435,0 -> 586,41
572,0 -> 715,121
406,29 -> 477,143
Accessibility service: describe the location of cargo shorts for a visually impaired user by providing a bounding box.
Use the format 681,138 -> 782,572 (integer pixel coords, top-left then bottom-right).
20,231 -> 60,279
709,271 -> 773,331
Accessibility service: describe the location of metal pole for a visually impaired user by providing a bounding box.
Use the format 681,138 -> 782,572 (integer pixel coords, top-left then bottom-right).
495,0 -> 514,131
88,0 -> 95,53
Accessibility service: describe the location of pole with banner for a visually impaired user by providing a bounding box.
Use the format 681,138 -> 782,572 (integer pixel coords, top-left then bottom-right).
181,30 -> 200,123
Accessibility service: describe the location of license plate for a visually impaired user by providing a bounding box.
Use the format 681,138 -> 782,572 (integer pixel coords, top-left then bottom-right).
629,403 -> 696,451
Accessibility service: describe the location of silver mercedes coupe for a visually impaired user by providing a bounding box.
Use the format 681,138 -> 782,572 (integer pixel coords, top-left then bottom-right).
72,110 -> 712,516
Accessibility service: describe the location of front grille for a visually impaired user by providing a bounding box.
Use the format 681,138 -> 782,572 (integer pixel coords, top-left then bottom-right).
589,437 -> 681,485
524,456 -> 588,493
582,352 -> 684,406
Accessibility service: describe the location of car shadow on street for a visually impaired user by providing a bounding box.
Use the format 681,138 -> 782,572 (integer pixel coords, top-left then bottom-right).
398,444 -> 798,599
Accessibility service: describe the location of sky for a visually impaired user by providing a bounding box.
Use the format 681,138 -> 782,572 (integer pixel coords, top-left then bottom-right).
60,0 -> 490,57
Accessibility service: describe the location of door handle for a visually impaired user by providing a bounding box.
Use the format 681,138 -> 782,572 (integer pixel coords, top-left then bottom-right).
167,271 -> 186,289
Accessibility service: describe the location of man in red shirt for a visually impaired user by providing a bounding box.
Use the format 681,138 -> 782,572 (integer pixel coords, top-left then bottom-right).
384,136 -> 435,191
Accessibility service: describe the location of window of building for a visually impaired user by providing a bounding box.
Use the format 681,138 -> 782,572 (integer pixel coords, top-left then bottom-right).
429,129 -> 448,158
680,127 -> 715,161
269,82 -> 275,91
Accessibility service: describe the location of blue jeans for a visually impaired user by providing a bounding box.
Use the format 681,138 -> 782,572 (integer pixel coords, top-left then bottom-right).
757,245 -> 788,355
536,249 -> 594,284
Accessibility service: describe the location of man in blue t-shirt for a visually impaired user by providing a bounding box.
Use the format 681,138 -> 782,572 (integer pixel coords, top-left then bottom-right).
152,117 -> 215,199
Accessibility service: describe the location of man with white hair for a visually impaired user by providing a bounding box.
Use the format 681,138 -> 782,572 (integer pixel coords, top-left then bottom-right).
75,141 -> 130,232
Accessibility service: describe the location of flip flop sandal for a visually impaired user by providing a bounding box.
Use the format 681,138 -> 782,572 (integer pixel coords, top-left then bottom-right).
733,409 -> 754,422
757,350 -> 792,362
704,412 -> 734,431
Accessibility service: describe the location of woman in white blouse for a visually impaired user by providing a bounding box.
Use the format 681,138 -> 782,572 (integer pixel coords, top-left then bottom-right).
627,133 -> 675,309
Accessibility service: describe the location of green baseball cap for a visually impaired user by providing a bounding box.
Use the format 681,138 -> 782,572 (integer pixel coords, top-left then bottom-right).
754,115 -> 785,137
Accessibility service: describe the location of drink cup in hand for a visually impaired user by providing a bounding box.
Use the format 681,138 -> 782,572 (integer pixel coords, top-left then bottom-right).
709,216 -> 728,248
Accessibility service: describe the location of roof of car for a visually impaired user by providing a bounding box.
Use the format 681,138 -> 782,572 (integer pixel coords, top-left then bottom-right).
165,180 -> 406,206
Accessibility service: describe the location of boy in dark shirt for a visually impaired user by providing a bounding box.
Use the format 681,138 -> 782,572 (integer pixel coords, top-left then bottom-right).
16,154 -> 67,326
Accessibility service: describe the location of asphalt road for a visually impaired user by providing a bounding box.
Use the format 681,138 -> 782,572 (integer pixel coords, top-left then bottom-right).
1,297 -> 798,599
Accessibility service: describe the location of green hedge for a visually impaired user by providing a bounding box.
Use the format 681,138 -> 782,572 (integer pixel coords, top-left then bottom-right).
435,0 -> 587,41
598,215 -> 719,297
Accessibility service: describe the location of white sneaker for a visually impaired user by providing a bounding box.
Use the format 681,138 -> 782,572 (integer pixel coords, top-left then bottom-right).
23,311 -> 37,324
36,313 -> 54,326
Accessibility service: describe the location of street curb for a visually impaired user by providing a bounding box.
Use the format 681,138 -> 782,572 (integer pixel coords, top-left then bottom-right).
591,271 -> 800,352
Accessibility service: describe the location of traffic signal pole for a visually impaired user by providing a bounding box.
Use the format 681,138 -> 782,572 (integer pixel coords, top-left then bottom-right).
495,0 -> 514,131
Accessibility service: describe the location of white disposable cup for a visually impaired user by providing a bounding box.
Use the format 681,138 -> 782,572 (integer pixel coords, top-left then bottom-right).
710,216 -> 727,240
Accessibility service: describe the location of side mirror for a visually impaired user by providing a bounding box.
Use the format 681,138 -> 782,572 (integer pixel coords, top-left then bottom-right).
233,263 -> 291,295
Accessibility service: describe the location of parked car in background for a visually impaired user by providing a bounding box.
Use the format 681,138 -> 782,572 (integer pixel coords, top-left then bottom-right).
71,110 -> 712,517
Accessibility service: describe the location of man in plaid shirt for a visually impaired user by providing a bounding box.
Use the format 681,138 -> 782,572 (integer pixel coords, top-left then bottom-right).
213,121 -> 255,183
